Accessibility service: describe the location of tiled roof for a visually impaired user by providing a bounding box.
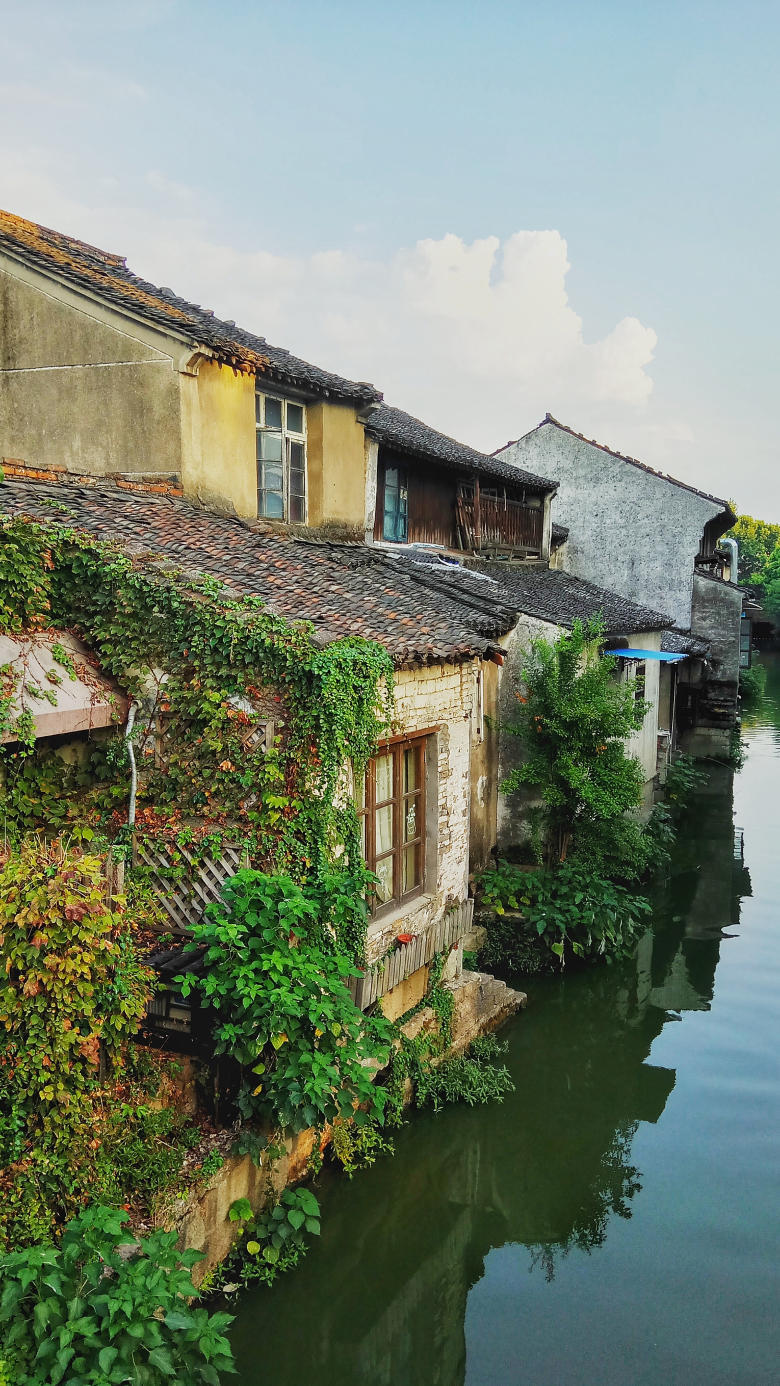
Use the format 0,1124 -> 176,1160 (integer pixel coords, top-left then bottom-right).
499,413 -> 735,521
661,629 -> 710,657
391,554 -> 670,635
366,404 -> 556,492
0,209 -> 380,406
0,477 -> 515,668
551,522 -> 569,546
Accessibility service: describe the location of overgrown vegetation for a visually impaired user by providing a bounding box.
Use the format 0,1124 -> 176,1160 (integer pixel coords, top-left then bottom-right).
481,620 -> 704,976
179,870 -> 394,1132
0,1204 -> 234,1385
501,617 -> 652,878
739,663 -> 767,710
0,842 -> 202,1251
0,512 -> 393,959
725,511 -> 780,603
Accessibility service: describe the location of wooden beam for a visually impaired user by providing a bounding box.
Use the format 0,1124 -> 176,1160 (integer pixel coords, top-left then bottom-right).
474,472 -> 481,551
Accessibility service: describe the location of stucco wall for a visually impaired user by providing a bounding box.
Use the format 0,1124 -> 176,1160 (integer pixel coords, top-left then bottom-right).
497,424 -> 724,631
0,257 -> 183,478
183,359 -> 257,517
306,400 -> 366,533
366,662 -> 474,963
469,660 -> 500,872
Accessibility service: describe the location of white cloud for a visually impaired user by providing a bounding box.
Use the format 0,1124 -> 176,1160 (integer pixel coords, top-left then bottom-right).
0,146 -> 659,457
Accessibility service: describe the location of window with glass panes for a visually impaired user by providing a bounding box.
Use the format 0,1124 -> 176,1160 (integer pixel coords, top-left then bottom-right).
357,737 -> 427,914
382,465 -> 408,542
255,392 -> 307,522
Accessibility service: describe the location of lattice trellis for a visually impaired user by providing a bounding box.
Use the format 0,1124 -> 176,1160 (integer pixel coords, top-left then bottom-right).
134,839 -> 248,935
348,898 -> 474,1009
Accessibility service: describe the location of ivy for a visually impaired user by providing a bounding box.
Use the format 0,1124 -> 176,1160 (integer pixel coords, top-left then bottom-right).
180,870 -> 394,1131
0,514 -> 394,958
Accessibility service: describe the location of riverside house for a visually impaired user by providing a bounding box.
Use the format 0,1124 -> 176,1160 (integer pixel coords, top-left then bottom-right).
495,415 -> 743,756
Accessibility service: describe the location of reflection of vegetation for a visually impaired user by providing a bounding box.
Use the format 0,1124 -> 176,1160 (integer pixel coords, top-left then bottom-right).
525,1121 -> 643,1282
740,663 -> 767,710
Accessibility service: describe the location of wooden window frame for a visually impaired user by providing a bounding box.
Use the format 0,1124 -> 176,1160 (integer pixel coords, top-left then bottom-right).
357,734 -> 428,918
255,390 -> 308,523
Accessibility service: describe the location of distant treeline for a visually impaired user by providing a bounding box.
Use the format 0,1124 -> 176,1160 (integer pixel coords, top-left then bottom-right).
727,512 -> 780,617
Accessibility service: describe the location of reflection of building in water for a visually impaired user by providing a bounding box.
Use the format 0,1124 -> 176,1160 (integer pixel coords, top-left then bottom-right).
234,770 -> 751,1386
635,764 -> 751,1017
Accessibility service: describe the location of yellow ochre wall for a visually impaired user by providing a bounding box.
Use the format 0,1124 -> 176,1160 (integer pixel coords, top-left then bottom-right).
180,360 -> 257,518
306,400 -> 367,531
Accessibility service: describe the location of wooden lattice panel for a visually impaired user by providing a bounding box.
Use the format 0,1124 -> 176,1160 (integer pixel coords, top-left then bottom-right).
349,898 -> 474,1009
135,839 -> 247,935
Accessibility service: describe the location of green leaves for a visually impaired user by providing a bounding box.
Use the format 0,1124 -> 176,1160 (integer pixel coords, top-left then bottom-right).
181,871 -> 392,1133
0,1204 -> 235,1385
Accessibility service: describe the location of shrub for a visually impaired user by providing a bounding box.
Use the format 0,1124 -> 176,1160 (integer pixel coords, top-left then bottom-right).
180,871 -> 394,1132
412,1033 -> 514,1112
739,663 -> 767,711
501,617 -> 647,872
222,1187 -> 322,1289
0,1204 -> 234,1385
478,861 -> 652,971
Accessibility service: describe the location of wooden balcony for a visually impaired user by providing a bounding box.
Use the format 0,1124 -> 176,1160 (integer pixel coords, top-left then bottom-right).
456,489 -> 544,553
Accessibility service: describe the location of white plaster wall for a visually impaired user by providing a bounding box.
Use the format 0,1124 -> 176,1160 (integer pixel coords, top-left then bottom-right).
366,662 -> 474,962
497,423 -> 724,632
621,630 -> 661,781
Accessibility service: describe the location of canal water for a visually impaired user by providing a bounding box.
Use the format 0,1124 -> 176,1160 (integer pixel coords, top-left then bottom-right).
232,658 -> 780,1386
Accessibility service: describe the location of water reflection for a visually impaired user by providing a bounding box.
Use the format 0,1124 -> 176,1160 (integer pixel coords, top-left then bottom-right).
233,753 -> 755,1386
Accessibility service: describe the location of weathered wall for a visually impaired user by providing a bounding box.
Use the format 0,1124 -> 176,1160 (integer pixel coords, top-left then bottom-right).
687,573 -> 742,748
306,400 -> 366,533
366,662 -> 474,964
0,257 -> 183,478
622,630 -> 662,781
497,423 -> 724,631
183,360 -> 257,517
497,613 -> 560,852
469,660 -> 500,872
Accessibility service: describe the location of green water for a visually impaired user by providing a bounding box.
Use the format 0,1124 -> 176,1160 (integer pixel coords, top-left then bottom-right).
232,659 -> 780,1386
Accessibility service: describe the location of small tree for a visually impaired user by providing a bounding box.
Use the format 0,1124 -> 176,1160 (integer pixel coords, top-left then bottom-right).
502,618 -> 648,873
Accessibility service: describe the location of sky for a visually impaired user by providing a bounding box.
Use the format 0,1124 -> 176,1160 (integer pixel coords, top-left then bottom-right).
1,0 -> 778,518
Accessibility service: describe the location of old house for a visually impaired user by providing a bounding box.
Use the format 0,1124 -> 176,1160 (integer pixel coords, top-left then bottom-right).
0,472 -> 522,1023
495,415 -> 743,755
382,556 -> 676,854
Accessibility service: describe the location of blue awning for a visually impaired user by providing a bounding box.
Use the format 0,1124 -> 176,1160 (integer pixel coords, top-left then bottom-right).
608,649 -> 687,663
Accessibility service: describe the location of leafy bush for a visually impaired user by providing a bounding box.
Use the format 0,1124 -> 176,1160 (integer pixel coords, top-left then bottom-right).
478,862 -> 652,971
180,871 -> 394,1131
224,1186 -> 322,1288
502,617 -> 647,872
412,1033 -> 514,1112
739,663 -> 767,710
0,844 -> 200,1249
0,1204 -> 234,1385
330,1117 -> 395,1176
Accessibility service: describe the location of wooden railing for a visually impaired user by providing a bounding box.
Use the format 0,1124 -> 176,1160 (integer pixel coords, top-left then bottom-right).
348,898 -> 474,1009
456,492 -> 543,552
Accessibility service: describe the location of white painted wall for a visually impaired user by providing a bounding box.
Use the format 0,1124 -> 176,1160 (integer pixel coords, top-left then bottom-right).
497,422 -> 725,632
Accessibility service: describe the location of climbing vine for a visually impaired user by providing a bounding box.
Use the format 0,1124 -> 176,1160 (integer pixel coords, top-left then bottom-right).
0,514 -> 394,957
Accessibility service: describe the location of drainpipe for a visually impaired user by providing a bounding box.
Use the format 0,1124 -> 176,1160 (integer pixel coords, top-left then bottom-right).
124,700 -> 138,830
722,537 -> 738,582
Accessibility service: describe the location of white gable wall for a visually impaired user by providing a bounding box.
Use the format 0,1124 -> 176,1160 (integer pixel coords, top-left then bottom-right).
496,423 -> 724,632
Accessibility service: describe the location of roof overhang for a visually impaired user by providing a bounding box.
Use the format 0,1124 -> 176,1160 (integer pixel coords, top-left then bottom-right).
0,631 -> 127,743
609,648 -> 687,663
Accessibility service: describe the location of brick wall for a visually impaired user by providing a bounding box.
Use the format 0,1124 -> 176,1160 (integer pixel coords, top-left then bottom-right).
366,661 -> 474,964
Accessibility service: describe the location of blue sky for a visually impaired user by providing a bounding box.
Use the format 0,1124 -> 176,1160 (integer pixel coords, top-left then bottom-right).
2,0 -> 778,517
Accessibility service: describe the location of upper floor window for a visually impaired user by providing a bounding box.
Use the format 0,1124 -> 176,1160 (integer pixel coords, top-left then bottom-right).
357,737 -> 427,915
256,391 -> 306,522
382,466 -> 408,543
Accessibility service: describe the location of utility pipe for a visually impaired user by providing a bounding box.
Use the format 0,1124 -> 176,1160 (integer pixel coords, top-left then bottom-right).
124,700 -> 138,830
722,537 -> 739,582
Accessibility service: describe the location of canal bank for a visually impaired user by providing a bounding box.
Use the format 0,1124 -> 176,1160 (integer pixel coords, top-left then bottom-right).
231,657 -> 780,1386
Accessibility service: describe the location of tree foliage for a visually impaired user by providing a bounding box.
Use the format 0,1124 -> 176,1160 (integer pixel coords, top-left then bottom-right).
502,618 -> 648,872
180,870 -> 394,1132
725,511 -> 780,588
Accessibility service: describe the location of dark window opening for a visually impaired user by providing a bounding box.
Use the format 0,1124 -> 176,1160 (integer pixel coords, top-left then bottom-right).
357,737 -> 427,915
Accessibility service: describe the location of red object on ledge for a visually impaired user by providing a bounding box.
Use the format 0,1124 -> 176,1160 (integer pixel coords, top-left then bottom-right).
396,933 -> 414,945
